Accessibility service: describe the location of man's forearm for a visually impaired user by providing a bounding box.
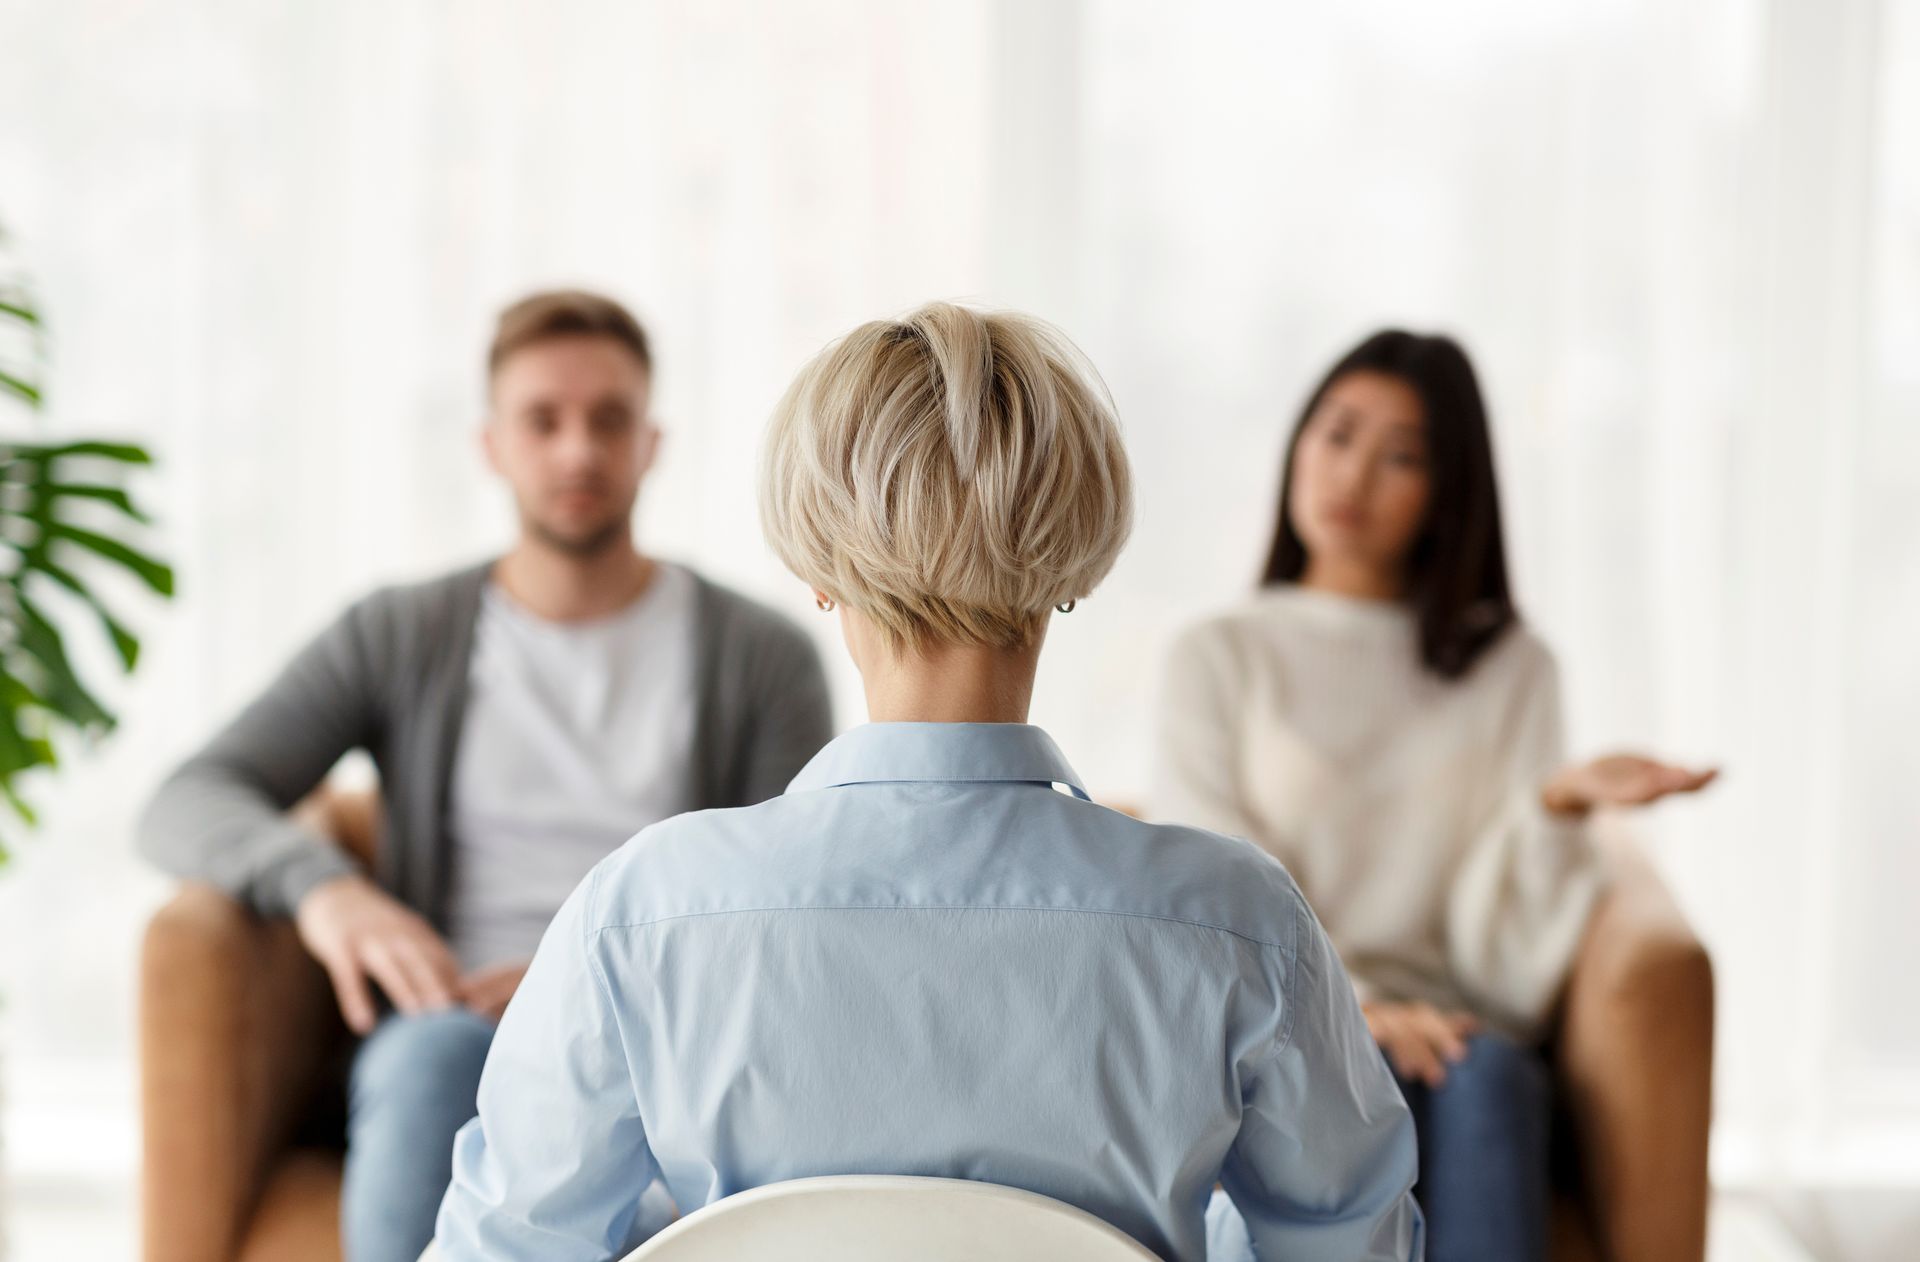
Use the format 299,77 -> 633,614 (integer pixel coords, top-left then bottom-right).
139,769 -> 362,916
136,600 -> 384,916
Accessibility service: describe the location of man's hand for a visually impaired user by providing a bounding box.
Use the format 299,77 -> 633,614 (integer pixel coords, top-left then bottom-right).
1542,753 -> 1719,817
1363,1000 -> 1478,1088
458,960 -> 532,1024
295,874 -> 460,1035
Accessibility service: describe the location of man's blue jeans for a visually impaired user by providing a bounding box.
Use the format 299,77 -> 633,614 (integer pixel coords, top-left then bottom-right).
342,1008 -> 495,1262
1394,1032 -> 1552,1262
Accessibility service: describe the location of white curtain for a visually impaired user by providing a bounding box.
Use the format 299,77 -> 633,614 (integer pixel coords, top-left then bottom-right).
0,0 -> 1912,1212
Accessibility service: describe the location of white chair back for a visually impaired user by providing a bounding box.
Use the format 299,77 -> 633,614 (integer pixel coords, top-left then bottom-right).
622,1175 -> 1160,1262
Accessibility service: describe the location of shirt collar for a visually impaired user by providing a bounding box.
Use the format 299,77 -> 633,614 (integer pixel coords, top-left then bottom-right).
787,723 -> 1090,800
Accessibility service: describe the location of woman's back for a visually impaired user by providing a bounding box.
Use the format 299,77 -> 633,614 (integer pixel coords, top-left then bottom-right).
438,722 -> 1421,1261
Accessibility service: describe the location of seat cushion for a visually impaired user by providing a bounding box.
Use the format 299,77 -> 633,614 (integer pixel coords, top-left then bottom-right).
236,1148 -> 343,1262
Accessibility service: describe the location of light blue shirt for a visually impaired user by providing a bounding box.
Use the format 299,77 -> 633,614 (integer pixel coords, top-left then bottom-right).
436,723 -> 1422,1260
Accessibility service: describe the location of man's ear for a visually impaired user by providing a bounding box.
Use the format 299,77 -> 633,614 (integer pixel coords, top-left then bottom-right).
636,422 -> 663,479
479,420 -> 503,476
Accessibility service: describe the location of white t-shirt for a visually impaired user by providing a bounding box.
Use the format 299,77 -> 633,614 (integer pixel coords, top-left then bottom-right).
445,563 -> 698,972
1153,584 -> 1606,1041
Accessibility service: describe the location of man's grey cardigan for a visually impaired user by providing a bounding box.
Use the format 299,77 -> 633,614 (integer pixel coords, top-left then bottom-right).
137,560 -> 834,927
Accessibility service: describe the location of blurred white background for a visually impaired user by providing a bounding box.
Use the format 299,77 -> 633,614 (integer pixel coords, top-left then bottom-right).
0,0 -> 1914,1258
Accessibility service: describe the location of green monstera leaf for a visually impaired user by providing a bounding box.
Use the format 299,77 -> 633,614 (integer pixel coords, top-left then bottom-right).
0,228 -> 174,865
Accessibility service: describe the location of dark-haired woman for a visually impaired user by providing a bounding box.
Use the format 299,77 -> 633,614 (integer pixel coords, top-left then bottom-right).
1156,331 -> 1715,1262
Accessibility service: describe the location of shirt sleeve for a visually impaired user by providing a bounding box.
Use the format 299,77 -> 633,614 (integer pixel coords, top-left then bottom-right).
1152,622 -> 1268,839
434,866 -> 670,1260
1220,890 -> 1425,1261
1445,638 -> 1608,1040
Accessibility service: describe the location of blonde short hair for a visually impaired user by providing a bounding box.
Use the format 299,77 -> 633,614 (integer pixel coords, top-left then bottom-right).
760,302 -> 1133,650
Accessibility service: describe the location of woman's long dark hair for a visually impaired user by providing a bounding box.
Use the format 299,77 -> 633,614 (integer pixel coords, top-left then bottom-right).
1261,329 -> 1516,679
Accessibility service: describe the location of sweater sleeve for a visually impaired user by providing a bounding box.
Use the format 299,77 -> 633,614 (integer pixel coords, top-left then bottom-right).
1152,620 -> 1269,841
135,595 -> 386,916
1444,637 -> 1607,1041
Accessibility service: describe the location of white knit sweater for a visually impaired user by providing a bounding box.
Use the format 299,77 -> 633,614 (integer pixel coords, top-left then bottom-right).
1152,585 -> 1606,1042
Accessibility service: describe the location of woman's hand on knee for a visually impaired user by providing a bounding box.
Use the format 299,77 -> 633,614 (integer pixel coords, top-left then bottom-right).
1363,1000 -> 1478,1087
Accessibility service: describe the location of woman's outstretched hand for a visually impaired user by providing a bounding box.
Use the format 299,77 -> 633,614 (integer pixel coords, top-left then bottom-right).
1542,753 -> 1719,817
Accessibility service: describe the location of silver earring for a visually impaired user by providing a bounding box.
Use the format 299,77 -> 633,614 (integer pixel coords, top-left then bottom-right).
816,596 -> 836,612
1056,599 -> 1076,614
